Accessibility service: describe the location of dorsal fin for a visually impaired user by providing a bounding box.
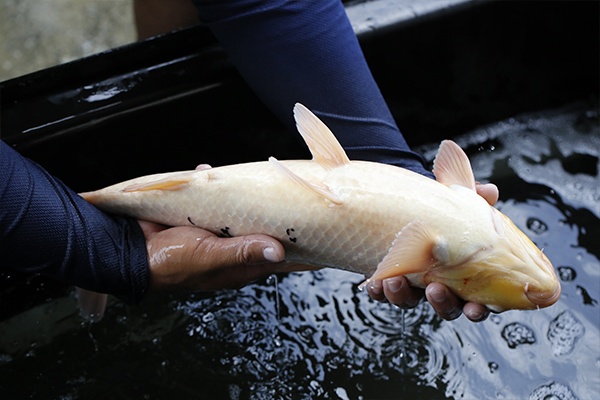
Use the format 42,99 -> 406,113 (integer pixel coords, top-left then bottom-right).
269,157 -> 343,204
293,103 -> 350,169
432,140 -> 476,191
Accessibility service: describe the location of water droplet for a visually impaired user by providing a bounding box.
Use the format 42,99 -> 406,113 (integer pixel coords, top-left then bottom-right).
527,217 -> 548,235
557,266 -> 577,282
309,380 -> 324,397
488,361 -> 499,373
202,312 -> 215,323
334,387 -> 350,400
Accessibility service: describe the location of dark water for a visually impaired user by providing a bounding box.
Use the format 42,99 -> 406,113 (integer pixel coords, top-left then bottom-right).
1,103 -> 598,399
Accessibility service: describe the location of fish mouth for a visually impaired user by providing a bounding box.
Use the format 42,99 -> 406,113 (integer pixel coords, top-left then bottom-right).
524,282 -> 562,308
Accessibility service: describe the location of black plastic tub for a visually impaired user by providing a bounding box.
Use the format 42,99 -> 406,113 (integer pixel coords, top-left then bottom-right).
1,1 -> 599,399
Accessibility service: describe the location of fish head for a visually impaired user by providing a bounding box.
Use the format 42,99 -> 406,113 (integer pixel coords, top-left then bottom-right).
431,207 -> 561,312
486,208 -> 561,310
423,139 -> 561,311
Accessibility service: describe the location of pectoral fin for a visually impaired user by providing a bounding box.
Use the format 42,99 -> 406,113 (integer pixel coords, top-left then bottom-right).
269,157 -> 343,204
432,140 -> 476,191
293,103 -> 350,169
122,172 -> 195,192
359,222 -> 438,288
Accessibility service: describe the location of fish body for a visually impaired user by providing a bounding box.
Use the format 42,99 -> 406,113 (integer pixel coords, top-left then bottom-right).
82,104 -> 561,312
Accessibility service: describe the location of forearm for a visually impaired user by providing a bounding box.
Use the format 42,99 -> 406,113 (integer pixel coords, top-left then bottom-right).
0,141 -> 149,303
192,0 -> 433,177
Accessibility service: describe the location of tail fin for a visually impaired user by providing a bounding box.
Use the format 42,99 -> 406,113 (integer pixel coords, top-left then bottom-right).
76,287 -> 108,322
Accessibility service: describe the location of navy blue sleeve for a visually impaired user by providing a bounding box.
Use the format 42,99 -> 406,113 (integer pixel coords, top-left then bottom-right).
0,140 -> 149,303
192,0 -> 433,177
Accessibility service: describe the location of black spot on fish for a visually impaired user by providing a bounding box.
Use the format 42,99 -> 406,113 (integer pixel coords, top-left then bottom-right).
286,228 -> 297,243
219,227 -> 233,238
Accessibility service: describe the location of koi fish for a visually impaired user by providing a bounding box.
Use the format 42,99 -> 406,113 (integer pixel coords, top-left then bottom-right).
81,103 -> 560,313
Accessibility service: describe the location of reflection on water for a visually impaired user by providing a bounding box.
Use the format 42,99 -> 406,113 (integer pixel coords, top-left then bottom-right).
0,102 -> 598,399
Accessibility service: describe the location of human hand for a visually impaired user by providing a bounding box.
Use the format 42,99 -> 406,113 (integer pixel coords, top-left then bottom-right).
138,221 -> 288,291
366,182 -> 500,322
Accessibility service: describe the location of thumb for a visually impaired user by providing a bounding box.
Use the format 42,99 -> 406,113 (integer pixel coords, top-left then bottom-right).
203,233 -> 285,268
187,233 -> 286,290
145,226 -> 286,291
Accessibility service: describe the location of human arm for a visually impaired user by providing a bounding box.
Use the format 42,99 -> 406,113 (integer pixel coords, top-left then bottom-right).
0,140 -> 149,303
191,0 -> 433,177
0,140 -> 287,302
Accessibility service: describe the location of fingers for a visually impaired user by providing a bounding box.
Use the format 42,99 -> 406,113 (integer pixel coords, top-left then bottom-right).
367,276 -> 422,308
194,232 -> 284,269
142,224 -> 286,291
425,283 -> 463,321
426,283 -> 490,322
366,278 -> 490,322
475,182 -> 499,206
462,302 -> 490,322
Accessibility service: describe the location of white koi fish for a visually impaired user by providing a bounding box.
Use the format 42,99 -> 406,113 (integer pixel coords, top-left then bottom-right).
82,103 -> 560,313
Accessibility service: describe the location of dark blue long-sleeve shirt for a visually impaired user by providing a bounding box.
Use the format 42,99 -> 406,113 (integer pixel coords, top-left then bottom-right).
192,0 -> 432,175
0,141 -> 149,302
1,0 -> 431,302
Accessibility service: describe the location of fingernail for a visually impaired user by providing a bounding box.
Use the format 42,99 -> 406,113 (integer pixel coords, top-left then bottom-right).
467,309 -> 489,322
263,247 -> 282,263
428,287 -> 447,303
368,280 -> 383,296
385,277 -> 403,293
